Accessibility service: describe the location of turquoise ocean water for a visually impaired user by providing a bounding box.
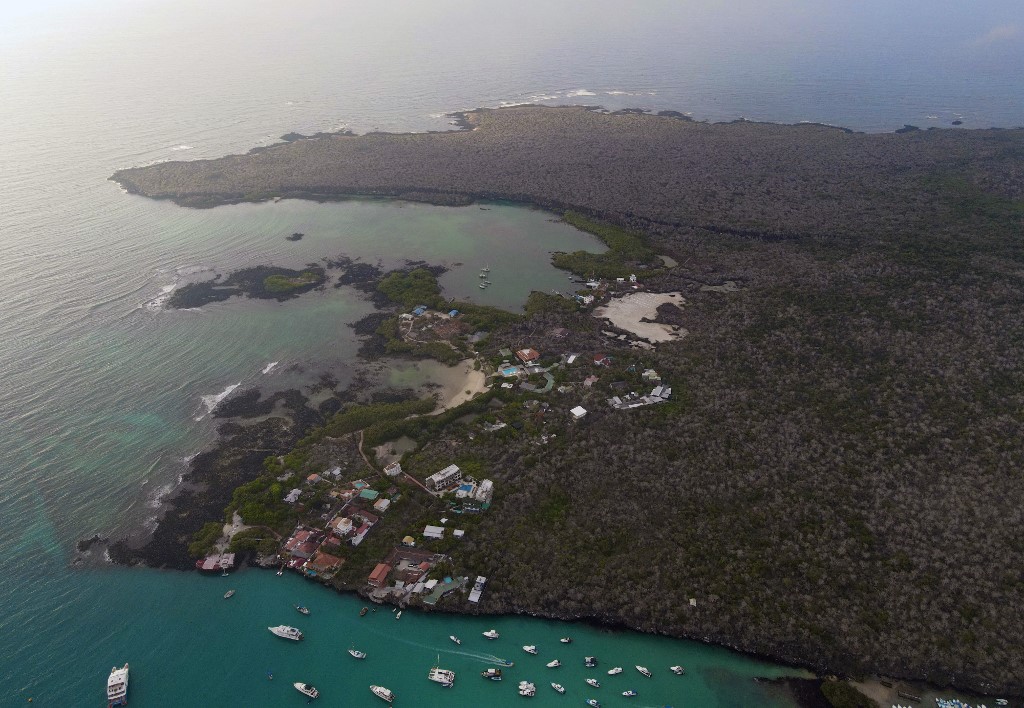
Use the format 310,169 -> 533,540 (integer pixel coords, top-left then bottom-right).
2,0 -> 1022,704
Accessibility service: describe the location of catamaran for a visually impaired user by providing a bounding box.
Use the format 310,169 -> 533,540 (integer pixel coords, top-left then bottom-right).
293,683 -> 319,699
427,663 -> 455,688
106,663 -> 129,708
268,625 -> 303,641
518,680 -> 536,697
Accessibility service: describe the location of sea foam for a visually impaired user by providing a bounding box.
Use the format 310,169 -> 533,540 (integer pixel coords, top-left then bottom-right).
195,383 -> 240,420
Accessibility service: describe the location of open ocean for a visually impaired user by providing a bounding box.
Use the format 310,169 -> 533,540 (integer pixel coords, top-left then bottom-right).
1,0 -> 1022,704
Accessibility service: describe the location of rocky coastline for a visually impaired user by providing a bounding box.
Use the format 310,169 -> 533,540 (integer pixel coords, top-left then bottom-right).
107,106 -> 1024,699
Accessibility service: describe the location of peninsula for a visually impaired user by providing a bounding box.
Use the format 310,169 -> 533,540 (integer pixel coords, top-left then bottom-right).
113,106 -> 1024,699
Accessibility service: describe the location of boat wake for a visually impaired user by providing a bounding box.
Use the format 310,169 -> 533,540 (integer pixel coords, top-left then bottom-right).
262,361 -> 279,375
170,144 -> 194,151
195,383 -> 241,420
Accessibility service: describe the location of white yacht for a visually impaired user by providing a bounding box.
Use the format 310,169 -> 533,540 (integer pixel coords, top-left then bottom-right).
670,665 -> 685,675
348,647 -> 367,659
607,667 -> 623,675
268,625 -> 303,641
551,682 -> 565,693
106,663 -> 129,708
546,659 -> 560,668
449,635 -> 461,645
483,629 -> 500,639
523,645 -> 538,654
559,636 -> 572,644
370,685 -> 395,703
428,666 -> 456,687
586,677 -> 601,688
635,665 -> 652,677
293,683 -> 319,699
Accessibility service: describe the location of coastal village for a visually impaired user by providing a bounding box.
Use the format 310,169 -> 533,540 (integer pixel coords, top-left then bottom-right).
197,262 -> 684,614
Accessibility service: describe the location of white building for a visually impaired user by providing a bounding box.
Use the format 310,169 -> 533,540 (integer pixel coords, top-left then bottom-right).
373,498 -> 391,513
570,406 -> 588,420
284,488 -> 302,503
475,479 -> 494,503
425,464 -> 462,492
423,525 -> 445,540
384,461 -> 403,477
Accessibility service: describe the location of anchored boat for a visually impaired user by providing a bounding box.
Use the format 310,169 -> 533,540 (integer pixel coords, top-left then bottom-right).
370,685 -> 395,703
293,683 -> 319,699
106,663 -> 129,708
551,682 -> 565,694
607,667 -> 623,675
523,645 -> 538,655
268,625 -> 303,641
449,635 -> 461,645
586,678 -> 601,688
518,680 -> 536,697
481,667 -> 503,681
635,665 -> 652,678
483,629 -> 500,639
295,605 -> 310,615
670,665 -> 685,675
348,647 -> 367,659
546,659 -> 560,668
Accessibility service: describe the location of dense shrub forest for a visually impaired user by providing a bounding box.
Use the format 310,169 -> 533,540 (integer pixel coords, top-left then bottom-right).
116,107 -> 1024,695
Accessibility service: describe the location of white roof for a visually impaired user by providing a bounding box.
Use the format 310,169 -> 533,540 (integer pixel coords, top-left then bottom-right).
570,406 -> 587,417
453,529 -> 465,538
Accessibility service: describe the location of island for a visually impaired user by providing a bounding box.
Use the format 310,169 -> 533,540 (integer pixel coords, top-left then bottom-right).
110,106 -> 1024,702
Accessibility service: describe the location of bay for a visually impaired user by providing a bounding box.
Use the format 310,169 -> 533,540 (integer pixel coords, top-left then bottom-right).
2,0 -> 1022,704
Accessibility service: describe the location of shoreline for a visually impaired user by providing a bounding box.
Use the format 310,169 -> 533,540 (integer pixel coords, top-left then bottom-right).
103,105 -> 1024,699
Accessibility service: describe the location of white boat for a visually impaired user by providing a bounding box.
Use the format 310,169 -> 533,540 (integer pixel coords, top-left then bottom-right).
449,635 -> 461,645
370,685 -> 395,703
348,647 -> 366,659
623,689 -> 638,697
635,665 -> 652,677
479,283 -> 487,289
481,265 -> 491,272
607,667 -> 623,675
428,666 -> 456,687
395,610 -> 402,620
223,589 -> 235,599
295,605 -> 310,615
518,680 -> 536,697
523,645 -> 538,654
670,665 -> 685,675
546,659 -> 560,668
481,667 -> 503,681
551,682 -> 565,693
268,625 -> 303,641
559,636 -> 572,644
483,629 -> 500,639
586,700 -> 601,708
106,663 -> 129,708
586,677 -> 601,687
293,682 -> 319,699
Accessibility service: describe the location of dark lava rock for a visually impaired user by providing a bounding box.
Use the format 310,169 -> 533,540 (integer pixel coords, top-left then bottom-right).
952,120 -> 963,126
286,232 -> 304,241
168,265 -> 327,308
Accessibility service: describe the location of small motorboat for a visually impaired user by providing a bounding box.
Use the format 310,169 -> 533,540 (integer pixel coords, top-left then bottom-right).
359,607 -> 368,616
348,647 -> 367,659
523,645 -> 538,655
546,659 -> 560,668
296,605 -> 310,615
293,682 -> 319,699
584,656 -> 597,667
670,665 -> 685,675
559,637 -> 572,644
483,629 -> 500,639
498,658 -> 515,667
586,700 -> 601,708
586,678 -> 601,688
395,610 -> 402,620
607,667 -> 623,675
276,565 -> 284,576
449,635 -> 461,645
223,589 -> 235,599
635,665 -> 652,678
623,690 -> 638,697
551,682 -> 565,693
481,668 -> 503,681
479,283 -> 488,289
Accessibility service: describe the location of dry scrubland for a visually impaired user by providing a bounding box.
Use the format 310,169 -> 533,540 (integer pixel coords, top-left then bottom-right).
116,107 -> 1024,695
